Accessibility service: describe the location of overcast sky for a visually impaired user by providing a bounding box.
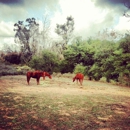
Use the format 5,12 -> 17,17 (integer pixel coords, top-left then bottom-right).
0,0 -> 129,50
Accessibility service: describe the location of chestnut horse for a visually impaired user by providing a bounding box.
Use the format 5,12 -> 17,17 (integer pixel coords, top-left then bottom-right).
26,71 -> 51,85
73,73 -> 84,85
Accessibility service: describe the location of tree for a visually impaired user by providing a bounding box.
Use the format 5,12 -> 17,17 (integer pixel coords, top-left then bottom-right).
88,63 -> 102,81
60,39 -> 95,74
96,28 -> 123,41
55,16 -> 74,51
119,34 -> 130,53
40,15 -> 52,50
116,35 -> 130,86
14,18 -> 40,63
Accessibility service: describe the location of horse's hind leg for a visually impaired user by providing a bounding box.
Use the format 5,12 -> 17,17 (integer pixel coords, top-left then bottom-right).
81,79 -> 83,86
79,79 -> 83,86
77,79 -> 78,84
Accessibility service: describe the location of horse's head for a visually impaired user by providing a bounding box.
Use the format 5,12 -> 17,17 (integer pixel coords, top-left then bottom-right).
48,75 -> 52,79
73,77 -> 75,82
43,72 -> 52,79
46,72 -> 52,79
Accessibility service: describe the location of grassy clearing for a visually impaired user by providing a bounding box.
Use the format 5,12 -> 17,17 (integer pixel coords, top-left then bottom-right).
0,76 -> 130,129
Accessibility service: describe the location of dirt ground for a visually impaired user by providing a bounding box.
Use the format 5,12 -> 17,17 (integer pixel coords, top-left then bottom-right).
0,75 -> 130,129
0,75 -> 130,97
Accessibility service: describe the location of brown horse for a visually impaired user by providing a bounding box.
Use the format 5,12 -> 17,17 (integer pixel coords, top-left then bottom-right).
73,73 -> 84,86
26,71 -> 51,85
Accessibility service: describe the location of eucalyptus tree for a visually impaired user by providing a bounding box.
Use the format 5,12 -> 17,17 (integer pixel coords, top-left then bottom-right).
14,17 -> 40,63
41,15 -> 51,48
55,16 -> 74,52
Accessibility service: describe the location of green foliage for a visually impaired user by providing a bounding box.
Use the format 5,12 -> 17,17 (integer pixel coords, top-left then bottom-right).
91,40 -> 119,82
113,53 -> 130,85
1,27 -> 130,86
62,40 -> 95,74
119,35 -> 130,53
26,35 -> 130,86
88,64 -> 102,81
16,65 -> 32,74
61,36 -> 130,86
118,73 -> 130,86
59,59 -> 74,73
73,64 -> 86,75
28,50 -> 59,73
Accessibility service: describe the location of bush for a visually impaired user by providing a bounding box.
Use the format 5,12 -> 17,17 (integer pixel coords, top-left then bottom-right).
73,64 -> 86,75
87,64 -> 102,81
0,60 -> 32,76
100,77 -> 106,82
28,50 -> 59,73
4,52 -> 21,64
0,62 -> 18,76
59,60 -> 74,73
16,65 -> 32,74
118,73 -> 130,87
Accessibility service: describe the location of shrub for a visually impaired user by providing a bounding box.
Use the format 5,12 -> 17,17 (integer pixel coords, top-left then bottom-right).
73,64 -> 86,75
0,60 -> 32,76
118,73 -> 130,87
0,62 -> 18,76
16,65 -> 32,74
28,50 -> 59,73
87,64 -> 102,81
100,77 -> 106,82
4,52 -> 21,64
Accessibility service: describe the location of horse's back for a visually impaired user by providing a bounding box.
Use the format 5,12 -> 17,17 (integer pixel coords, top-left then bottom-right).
26,71 -> 42,78
76,73 -> 84,79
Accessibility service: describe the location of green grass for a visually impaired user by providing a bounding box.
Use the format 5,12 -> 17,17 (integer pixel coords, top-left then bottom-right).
0,90 -> 130,130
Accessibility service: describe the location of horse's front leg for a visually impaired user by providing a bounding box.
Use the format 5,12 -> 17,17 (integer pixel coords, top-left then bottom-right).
36,77 -> 40,85
27,77 -> 30,85
43,76 -> 45,80
79,79 -> 81,85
